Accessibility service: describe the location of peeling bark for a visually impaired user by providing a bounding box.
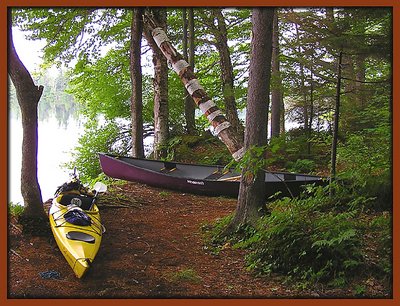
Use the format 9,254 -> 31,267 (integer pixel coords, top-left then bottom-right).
144,11 -> 244,161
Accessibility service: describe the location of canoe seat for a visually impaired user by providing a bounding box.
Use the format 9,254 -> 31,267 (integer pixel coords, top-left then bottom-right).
66,231 -> 95,244
160,161 -> 177,173
205,169 -> 226,180
59,194 -> 94,210
283,173 -> 296,181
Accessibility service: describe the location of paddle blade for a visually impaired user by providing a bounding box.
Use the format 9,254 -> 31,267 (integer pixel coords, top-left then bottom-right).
93,182 -> 107,193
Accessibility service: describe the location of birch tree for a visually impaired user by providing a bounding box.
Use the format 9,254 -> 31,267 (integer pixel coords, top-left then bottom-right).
143,11 -> 245,161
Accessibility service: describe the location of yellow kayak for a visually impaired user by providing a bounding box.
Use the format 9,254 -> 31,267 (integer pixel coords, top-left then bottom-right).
49,180 -> 106,278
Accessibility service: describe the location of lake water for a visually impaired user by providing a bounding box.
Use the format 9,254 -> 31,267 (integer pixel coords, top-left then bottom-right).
9,115 -> 82,204
9,114 -> 155,205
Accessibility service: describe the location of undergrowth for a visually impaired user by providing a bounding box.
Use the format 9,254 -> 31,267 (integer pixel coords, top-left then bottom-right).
203,182 -> 392,289
8,202 -> 24,217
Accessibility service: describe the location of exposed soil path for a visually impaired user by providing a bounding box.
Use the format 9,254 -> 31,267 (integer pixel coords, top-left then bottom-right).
8,182 -> 389,298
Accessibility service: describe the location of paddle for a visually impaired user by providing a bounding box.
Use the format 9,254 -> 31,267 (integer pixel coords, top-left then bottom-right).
91,182 -> 107,207
94,182 -> 107,194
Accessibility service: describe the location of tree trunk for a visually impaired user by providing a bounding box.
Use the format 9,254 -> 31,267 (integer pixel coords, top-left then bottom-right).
150,9 -> 169,159
8,16 -> 47,223
130,8 -> 145,158
330,51 -> 343,185
294,23 -> 308,131
355,54 -> 366,108
344,16 -> 366,113
280,97 -> 285,135
307,69 -> 315,155
213,9 -> 244,137
144,11 -> 244,161
183,8 -> 197,135
228,8 -> 275,230
270,11 -> 282,138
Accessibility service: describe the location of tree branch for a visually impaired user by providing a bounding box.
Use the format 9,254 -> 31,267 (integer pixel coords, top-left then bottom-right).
341,76 -> 390,84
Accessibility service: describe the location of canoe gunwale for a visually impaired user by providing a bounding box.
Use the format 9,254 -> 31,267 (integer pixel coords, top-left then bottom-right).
99,152 -> 325,182
98,153 -> 328,199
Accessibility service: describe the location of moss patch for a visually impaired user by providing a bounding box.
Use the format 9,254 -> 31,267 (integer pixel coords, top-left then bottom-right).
170,132 -> 232,166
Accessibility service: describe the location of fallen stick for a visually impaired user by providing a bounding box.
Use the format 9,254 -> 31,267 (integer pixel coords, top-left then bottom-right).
10,248 -> 29,261
10,222 -> 22,233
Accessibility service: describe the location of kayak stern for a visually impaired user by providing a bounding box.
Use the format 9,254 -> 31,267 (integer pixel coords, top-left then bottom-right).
73,258 -> 92,279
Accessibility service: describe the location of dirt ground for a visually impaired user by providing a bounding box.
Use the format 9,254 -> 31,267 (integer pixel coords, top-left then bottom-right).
8,181 -> 391,299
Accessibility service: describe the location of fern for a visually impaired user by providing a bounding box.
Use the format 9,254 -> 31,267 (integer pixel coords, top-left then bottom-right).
233,183 -> 366,284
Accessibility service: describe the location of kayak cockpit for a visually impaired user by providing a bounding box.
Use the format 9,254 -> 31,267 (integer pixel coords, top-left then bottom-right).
57,194 -> 95,210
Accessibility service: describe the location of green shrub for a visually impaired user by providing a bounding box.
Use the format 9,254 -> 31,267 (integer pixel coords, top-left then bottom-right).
286,159 -> 316,173
8,202 -> 24,217
337,117 -> 391,211
233,184 -> 366,285
201,214 -> 239,255
160,134 -> 232,165
241,130 -> 331,173
367,213 -> 392,278
64,119 -> 130,183
164,137 -> 179,160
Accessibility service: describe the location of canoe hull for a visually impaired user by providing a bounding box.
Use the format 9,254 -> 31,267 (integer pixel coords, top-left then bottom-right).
99,153 -> 326,198
49,201 -> 103,278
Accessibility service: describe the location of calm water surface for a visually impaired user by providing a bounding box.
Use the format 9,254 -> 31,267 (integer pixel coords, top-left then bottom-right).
9,115 -> 82,204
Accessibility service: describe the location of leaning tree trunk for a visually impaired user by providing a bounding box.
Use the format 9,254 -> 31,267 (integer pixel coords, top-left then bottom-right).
144,11 -> 244,161
8,17 -> 47,224
130,8 -> 145,158
227,8 -> 275,230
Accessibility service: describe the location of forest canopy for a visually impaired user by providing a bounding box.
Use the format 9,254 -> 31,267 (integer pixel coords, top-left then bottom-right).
12,7 -> 391,182
10,6 -> 392,292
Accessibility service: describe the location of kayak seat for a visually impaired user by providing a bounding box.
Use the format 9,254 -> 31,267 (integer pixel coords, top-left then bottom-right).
59,194 -> 94,210
66,231 -> 95,244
